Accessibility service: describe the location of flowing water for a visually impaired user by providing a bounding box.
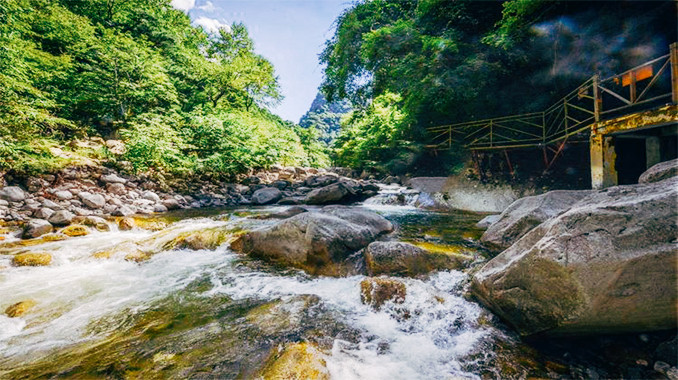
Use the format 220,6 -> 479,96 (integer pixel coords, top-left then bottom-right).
0,199 -> 574,379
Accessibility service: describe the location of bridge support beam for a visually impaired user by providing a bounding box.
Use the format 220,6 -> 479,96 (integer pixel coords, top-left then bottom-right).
590,133 -> 617,190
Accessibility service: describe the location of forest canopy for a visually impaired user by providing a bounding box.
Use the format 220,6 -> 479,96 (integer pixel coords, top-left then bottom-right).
0,0 -> 329,177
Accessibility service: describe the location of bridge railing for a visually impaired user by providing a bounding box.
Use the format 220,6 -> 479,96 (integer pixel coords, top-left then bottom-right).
427,43 -> 678,151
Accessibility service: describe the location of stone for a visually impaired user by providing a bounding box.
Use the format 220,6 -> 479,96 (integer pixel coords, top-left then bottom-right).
0,186 -> 26,202
162,198 -> 180,210
305,175 -> 338,188
153,204 -> 168,213
5,300 -> 37,317
41,199 -> 61,210
251,187 -> 282,205
105,140 -> 125,155
263,206 -> 308,219
124,250 -> 151,263
22,219 -> 53,239
232,206 -> 393,275
272,180 -> 291,190
360,277 -> 406,310
101,173 -> 127,184
78,192 -> 106,209
481,190 -> 592,251
476,214 -> 501,229
12,252 -> 52,266
654,361 -> 678,380
83,216 -> 110,231
33,207 -> 55,220
259,342 -> 329,380
48,210 -> 75,226
60,224 -> 88,237
472,177 -> 678,336
54,190 -> 73,200
142,191 -> 161,203
163,227 -> 234,251
112,205 -> 135,217
106,182 -> 126,195
118,217 -> 136,231
364,241 -> 466,277
638,158 -> 678,184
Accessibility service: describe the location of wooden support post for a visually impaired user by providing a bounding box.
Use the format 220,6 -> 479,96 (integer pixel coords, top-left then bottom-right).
542,112 -> 546,143
671,42 -> 678,104
489,120 -> 493,147
504,150 -> 514,176
592,75 -> 601,122
629,70 -> 637,103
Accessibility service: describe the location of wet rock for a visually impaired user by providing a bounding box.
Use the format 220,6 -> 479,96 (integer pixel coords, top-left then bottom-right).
82,216 -> 110,231
12,252 -> 52,266
655,336 -> 678,366
364,241 -> 467,277
278,196 -> 305,205
153,204 -> 168,213
481,190 -> 592,250
472,177 -> 678,336
124,250 -> 151,263
163,227 -> 234,250
272,180 -> 291,190
22,219 -> 53,238
41,199 -> 61,210
304,182 -> 351,205
476,214 -> 500,229
112,205 -> 135,217
251,187 -> 282,205
246,295 -> 321,336
47,210 -> 75,226
0,186 -> 27,202
259,342 -> 329,380
5,300 -> 37,317
162,198 -> 180,210
232,206 -> 392,274
654,361 -> 678,380
101,173 -> 126,184
305,175 -> 338,188
60,224 -> 88,237
639,158 -> 678,184
78,192 -> 105,209
118,217 -> 136,230
54,190 -> 73,200
33,208 -> 55,220
360,277 -> 406,310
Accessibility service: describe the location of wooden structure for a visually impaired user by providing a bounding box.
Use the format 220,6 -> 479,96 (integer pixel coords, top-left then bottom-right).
427,43 -> 678,189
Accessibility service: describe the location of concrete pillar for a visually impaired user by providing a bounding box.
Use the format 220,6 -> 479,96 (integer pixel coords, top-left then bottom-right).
591,133 -> 618,189
646,136 -> 661,169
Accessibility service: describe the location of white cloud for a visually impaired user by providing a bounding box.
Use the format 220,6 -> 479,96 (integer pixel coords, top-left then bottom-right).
197,1 -> 216,12
194,16 -> 231,34
170,0 -> 195,12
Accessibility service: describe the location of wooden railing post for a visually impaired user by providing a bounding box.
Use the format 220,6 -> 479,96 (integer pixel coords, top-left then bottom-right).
448,126 -> 452,149
489,120 -> 493,147
671,42 -> 678,104
541,112 -> 546,143
592,75 -> 601,122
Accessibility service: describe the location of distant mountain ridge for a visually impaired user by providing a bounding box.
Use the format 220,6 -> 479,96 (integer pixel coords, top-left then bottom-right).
299,92 -> 351,144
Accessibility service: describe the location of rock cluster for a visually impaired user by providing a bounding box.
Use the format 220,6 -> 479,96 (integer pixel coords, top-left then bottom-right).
0,165 -> 380,240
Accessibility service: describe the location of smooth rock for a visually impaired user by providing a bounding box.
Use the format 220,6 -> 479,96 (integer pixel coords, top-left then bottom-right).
142,191 -> 161,203
48,210 -> 75,226
476,214 -> 501,229
153,204 -> 168,213
472,177 -> 678,336
78,192 -> 106,209
12,252 -> 52,266
162,198 -> 180,210
54,190 -> 73,200
112,205 -> 135,217
106,182 -> 126,195
41,199 -> 61,209
251,187 -> 282,205
481,190 -> 592,251
0,186 -> 26,202
83,216 -> 110,231
60,224 -> 88,237
638,158 -> 678,184
33,208 -> 55,220
118,217 -> 136,230
364,241 -> 466,277
22,219 -> 53,238
5,300 -> 37,317
259,342 -> 329,380
101,173 -> 127,184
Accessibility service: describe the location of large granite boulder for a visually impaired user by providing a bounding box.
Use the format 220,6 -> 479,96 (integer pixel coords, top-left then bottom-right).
304,180 -> 375,205
481,190 -> 592,251
0,186 -> 27,202
472,177 -> 678,336
639,158 -> 678,184
364,241 -> 468,277
251,187 -> 282,205
22,219 -> 53,239
231,206 -> 393,275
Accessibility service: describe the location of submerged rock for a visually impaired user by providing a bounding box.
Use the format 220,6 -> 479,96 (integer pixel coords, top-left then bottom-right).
360,277 -> 406,310
163,227 -> 234,251
246,295 -> 321,336
118,217 -> 136,231
472,177 -> 678,336
5,300 -> 37,317
259,342 -> 329,380
364,241 -> 468,277
22,219 -> 53,239
481,190 -> 592,251
638,158 -> 678,184
60,224 -> 89,237
12,252 -> 52,267
231,206 -> 392,275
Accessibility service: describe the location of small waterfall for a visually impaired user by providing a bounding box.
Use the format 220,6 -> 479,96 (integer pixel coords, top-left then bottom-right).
363,184 -> 421,208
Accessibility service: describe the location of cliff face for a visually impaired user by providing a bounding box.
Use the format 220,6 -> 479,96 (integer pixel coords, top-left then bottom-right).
299,93 -> 351,144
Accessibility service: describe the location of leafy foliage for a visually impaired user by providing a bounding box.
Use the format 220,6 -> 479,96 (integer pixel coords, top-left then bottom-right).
298,92 -> 351,145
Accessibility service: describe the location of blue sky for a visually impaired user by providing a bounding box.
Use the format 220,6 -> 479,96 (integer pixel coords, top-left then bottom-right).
171,0 -> 351,122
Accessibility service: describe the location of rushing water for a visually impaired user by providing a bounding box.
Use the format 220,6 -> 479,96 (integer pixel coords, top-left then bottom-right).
0,201 -> 555,379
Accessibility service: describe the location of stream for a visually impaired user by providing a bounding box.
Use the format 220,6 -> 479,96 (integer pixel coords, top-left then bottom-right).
0,191 -> 664,379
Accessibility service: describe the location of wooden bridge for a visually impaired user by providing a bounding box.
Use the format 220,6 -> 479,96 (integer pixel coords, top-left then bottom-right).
427,43 -> 678,189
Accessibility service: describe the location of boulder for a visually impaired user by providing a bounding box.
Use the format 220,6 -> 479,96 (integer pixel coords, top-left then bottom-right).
112,205 -> 135,217
78,192 -> 106,209
163,227 -> 233,251
12,252 -> 52,266
5,300 -> 37,317
638,158 -> 678,184
41,199 -> 61,210
481,190 -> 592,251
364,241 -> 467,277
305,175 -> 338,188
162,198 -> 180,210
251,187 -> 282,205
118,217 -> 136,230
101,173 -> 127,184
82,216 -> 110,231
105,140 -> 125,155
48,210 -> 75,226
106,182 -> 126,195
153,204 -> 168,213
471,177 -> 678,336
142,191 -> 161,203
0,186 -> 26,202
33,207 -> 55,220
232,206 -> 393,274
259,342 -> 329,380
22,219 -> 53,239
60,224 -> 88,237
360,277 -> 406,310
476,214 -> 500,229
54,190 -> 73,200
304,181 -> 368,205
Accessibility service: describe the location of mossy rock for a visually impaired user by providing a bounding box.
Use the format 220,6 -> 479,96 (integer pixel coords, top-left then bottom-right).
92,242 -> 149,262
12,252 -> 52,266
360,277 -> 406,310
131,217 -> 170,231
259,342 -> 329,380
124,250 -> 151,263
60,225 -> 89,237
365,241 -> 472,277
5,300 -> 37,317
163,227 -> 238,251
118,217 -> 136,231
0,234 -> 67,254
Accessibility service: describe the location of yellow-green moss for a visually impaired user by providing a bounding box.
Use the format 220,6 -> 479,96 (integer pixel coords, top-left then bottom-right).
5,300 -> 37,317
12,252 -> 52,266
